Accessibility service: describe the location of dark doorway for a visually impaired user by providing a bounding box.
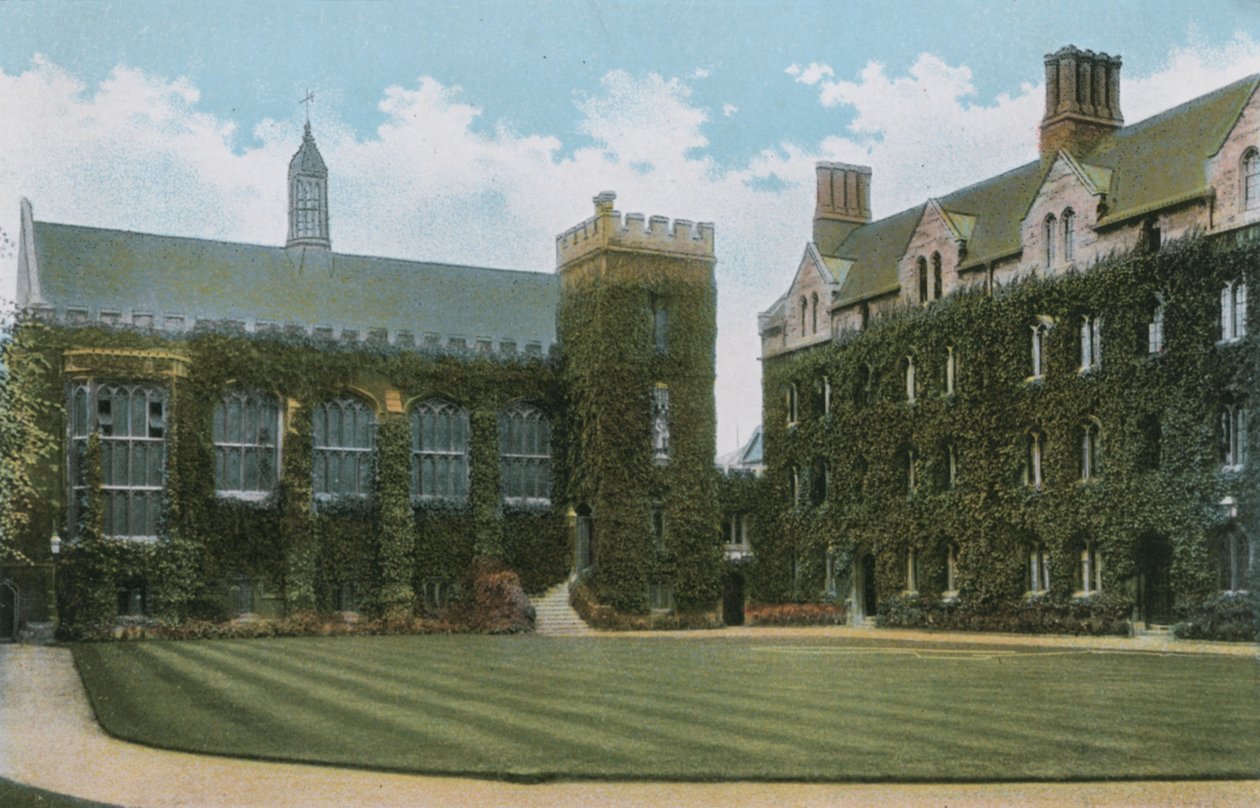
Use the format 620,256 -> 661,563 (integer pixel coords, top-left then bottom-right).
0,581 -> 17,642
857,552 -> 878,619
722,572 -> 746,626
1137,534 -> 1174,625
575,505 -> 594,574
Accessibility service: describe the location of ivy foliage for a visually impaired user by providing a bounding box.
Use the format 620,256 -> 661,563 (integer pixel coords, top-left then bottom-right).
10,323 -> 571,634
757,235 -> 1258,638
558,250 -> 722,614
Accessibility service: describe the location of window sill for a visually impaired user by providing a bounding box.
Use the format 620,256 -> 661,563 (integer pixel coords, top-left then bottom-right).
1024,590 -> 1049,600
1216,337 -> 1246,347
1072,591 -> 1100,602
942,591 -> 959,603
216,490 -> 275,503
1024,375 -> 1044,385
1219,464 -> 1246,475
503,497 -> 552,508
102,534 -> 161,544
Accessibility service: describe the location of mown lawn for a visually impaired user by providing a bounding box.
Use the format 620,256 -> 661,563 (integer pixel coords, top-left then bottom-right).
72,635 -> 1260,782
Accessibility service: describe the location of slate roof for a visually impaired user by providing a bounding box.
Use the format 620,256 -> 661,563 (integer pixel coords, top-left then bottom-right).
29,221 -> 559,348
290,123 -> 328,175
824,73 -> 1260,307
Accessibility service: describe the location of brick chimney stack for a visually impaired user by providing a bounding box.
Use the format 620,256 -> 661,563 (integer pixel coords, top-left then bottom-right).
813,162 -> 872,256
1040,46 -> 1123,158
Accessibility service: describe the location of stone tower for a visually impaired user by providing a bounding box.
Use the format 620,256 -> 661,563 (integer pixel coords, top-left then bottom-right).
813,162 -> 872,256
556,192 -> 721,614
287,123 -> 331,250
1040,46 -> 1123,158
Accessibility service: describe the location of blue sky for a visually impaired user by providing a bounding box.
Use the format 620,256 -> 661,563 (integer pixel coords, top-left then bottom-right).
2,1 -> 1259,452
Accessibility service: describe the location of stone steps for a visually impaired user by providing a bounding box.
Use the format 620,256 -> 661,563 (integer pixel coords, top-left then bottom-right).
529,583 -> 595,636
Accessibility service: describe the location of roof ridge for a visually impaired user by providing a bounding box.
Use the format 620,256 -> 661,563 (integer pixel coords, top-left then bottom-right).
33,220 -> 551,279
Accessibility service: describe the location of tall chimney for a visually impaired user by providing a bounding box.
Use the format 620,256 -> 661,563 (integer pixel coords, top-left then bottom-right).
813,162 -> 872,255
1040,46 -> 1123,159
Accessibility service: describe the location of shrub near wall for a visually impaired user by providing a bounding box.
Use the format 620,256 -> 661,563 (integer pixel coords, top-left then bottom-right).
8,322 -> 571,636
758,235 -> 1258,640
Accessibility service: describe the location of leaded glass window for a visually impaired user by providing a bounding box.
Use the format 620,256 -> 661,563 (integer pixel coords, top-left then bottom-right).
410,399 -> 469,502
68,382 -> 168,540
213,390 -> 280,498
312,396 -> 375,498
499,402 -> 551,503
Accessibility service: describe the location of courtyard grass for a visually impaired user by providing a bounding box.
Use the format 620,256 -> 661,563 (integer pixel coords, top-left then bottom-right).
72,635 -> 1260,783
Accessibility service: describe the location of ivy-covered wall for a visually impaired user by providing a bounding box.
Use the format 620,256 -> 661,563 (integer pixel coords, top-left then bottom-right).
757,234 -> 1258,638
8,322 -> 571,635
558,248 -> 722,614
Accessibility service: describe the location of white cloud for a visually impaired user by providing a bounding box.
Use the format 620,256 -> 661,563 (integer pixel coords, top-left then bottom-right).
692,67 -> 711,79
787,61 -> 835,86
4,37 -> 1260,453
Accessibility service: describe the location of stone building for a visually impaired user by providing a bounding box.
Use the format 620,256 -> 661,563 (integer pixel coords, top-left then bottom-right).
3,123 -> 719,636
758,46 -> 1256,637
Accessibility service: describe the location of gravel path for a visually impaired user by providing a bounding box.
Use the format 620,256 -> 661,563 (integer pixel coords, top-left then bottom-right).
1,640 -> 1256,807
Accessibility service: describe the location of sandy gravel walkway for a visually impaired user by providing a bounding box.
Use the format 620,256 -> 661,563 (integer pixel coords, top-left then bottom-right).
1,641 -> 1257,807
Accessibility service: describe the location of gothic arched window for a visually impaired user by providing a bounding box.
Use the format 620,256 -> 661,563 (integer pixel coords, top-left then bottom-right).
1220,279 -> 1248,342
312,395 -> 375,498
1243,148 -> 1259,210
1062,208 -> 1076,261
214,390 -> 281,498
917,256 -> 929,303
1023,428 -> 1046,489
410,398 -> 470,501
499,402 -> 551,503
931,252 -> 942,300
651,384 -> 671,463
1079,418 -> 1103,481
1044,214 -> 1057,266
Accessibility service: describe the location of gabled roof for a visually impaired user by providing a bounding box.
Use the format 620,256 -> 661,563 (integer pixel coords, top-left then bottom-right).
29,220 -> 559,347
1090,74 -> 1260,226
816,72 -> 1260,305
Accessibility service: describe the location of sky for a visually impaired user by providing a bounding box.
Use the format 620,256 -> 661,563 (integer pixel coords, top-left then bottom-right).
3,1 -> 1260,455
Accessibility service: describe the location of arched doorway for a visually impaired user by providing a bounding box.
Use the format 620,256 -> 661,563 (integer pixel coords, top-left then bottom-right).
0,580 -> 18,642
852,552 -> 877,623
722,571 -> 746,626
1136,534 -> 1173,626
575,505 -> 594,574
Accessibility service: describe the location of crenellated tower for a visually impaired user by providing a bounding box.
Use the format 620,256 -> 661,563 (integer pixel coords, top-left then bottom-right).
556,192 -> 721,615
287,123 -> 331,250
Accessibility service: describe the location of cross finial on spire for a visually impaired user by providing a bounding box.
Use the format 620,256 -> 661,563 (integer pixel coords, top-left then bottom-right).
300,89 -> 315,127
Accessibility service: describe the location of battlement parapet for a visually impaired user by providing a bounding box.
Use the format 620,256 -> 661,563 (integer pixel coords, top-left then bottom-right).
556,191 -> 715,269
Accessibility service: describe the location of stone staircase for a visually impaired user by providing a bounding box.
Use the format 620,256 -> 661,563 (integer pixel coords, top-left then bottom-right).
530,583 -> 595,636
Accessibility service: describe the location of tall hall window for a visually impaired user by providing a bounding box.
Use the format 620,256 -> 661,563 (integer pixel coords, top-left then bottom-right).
1220,280 -> 1248,342
1044,214 -> 1057,266
1079,418 -> 1103,481
651,384 -> 671,463
499,402 -> 552,503
903,356 -> 916,403
944,441 -> 958,490
312,395 -> 375,498
799,297 -> 808,336
214,390 -> 280,498
410,398 -> 470,501
1221,397 -> 1248,470
944,346 -> 957,396
1023,429 -> 1045,489
1148,295 -> 1166,354
69,382 -> 168,539
818,375 -> 831,417
917,256 -> 929,304
905,447 -> 918,495
786,383 -> 799,425
651,297 -> 669,354
932,252 -> 942,300
1079,314 -> 1102,371
811,292 -> 819,334
1243,147 -> 1260,210
1062,209 -> 1076,262
789,465 -> 800,509
905,548 -> 919,593
810,457 -> 828,507
945,544 -> 959,596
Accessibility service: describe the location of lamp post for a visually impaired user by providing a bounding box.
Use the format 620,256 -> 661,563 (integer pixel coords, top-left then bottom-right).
48,529 -> 61,629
